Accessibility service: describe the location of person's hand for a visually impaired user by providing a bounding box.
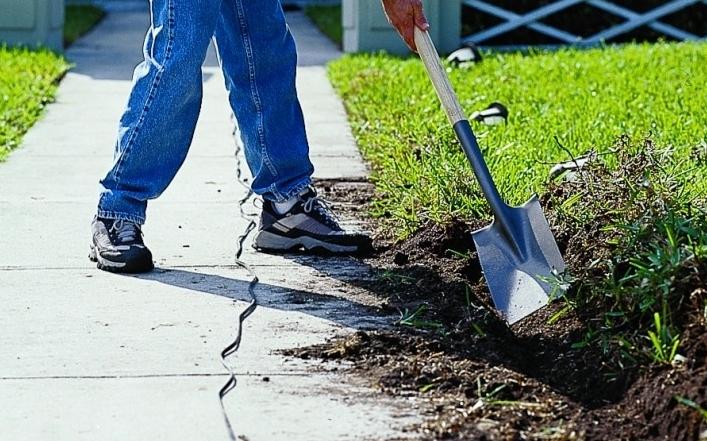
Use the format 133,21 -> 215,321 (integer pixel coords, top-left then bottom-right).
381,0 -> 430,52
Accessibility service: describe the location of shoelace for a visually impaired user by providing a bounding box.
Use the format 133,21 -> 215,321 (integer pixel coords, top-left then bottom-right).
109,219 -> 140,243
302,193 -> 340,229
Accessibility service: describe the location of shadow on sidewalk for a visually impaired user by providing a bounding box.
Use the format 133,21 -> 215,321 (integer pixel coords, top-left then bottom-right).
131,265 -> 393,330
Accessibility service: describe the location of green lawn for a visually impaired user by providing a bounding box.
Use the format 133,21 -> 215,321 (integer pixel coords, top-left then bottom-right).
0,6 -> 103,161
64,5 -> 105,47
0,48 -> 70,161
329,42 -> 707,236
305,5 -> 342,47
332,42 -> 707,372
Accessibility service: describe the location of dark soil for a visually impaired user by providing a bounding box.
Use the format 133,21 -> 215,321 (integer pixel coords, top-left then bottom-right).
305,158 -> 707,440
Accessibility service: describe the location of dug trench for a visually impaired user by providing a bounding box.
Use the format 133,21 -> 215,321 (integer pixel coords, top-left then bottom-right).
283,145 -> 706,441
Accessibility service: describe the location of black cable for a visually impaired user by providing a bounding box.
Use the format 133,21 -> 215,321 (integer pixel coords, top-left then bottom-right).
218,122 -> 259,441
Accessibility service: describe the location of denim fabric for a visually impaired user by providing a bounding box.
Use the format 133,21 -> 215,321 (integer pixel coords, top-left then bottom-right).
97,0 -> 314,224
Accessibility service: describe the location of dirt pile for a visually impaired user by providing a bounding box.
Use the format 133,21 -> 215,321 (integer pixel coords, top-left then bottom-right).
302,144 -> 706,440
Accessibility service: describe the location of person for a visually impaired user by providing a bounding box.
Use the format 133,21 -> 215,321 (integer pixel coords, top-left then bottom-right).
89,0 -> 429,273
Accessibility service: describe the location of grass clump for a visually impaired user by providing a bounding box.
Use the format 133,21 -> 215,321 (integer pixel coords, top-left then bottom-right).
64,5 -> 105,47
549,139 -> 706,367
329,42 -> 707,236
305,5 -> 342,46
0,48 -> 70,161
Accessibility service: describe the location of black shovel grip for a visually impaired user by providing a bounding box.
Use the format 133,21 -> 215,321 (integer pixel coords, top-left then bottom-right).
453,121 -> 509,222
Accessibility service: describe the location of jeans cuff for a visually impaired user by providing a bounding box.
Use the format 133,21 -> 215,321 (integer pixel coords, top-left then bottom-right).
267,177 -> 312,203
97,210 -> 146,225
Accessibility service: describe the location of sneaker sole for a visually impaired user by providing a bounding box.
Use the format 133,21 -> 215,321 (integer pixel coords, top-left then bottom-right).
89,244 -> 154,274
253,230 -> 360,254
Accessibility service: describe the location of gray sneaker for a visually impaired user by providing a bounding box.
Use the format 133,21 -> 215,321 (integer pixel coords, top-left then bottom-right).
89,217 -> 154,273
253,187 -> 372,254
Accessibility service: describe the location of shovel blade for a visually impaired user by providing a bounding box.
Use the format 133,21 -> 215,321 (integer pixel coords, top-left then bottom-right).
472,196 -> 565,325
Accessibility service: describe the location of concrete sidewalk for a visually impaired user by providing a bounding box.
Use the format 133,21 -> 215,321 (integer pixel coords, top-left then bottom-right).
0,7 -> 416,441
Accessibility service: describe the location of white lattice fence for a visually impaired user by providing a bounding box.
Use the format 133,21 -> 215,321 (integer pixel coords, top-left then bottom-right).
462,0 -> 706,46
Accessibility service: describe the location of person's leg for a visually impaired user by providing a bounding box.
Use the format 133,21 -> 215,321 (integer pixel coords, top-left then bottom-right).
91,0 -> 222,272
213,0 -> 313,203
97,0 -> 222,224
213,1 -> 370,254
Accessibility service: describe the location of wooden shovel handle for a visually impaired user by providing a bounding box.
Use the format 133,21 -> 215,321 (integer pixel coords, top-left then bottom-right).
414,28 -> 467,126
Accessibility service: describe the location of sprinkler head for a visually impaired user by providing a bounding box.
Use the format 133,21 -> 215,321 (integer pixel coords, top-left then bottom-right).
470,102 -> 508,126
447,43 -> 482,66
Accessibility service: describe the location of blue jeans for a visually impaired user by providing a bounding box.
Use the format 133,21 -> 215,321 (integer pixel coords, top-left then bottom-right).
97,0 -> 314,224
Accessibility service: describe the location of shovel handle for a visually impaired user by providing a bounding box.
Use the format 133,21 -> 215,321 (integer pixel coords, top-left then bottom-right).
414,28 -> 518,239
413,28 -> 467,126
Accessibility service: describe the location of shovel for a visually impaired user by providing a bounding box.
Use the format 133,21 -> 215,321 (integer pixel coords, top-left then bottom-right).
414,28 -> 566,324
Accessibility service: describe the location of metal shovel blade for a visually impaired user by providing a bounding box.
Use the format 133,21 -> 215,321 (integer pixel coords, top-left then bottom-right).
472,196 -> 566,325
